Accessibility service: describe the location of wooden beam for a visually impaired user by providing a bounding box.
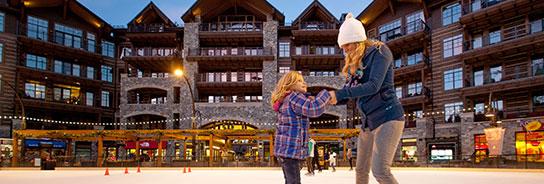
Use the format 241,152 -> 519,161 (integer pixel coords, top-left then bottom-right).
269,135 -> 274,162
135,140 -> 140,159
157,138 -> 163,166
343,139 -> 347,161
209,134 -> 214,166
63,0 -> 68,20
388,0 -> 395,16
11,135 -> 19,167
97,136 -> 104,167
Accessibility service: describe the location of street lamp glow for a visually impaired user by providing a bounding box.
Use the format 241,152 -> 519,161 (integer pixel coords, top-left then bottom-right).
174,69 -> 184,77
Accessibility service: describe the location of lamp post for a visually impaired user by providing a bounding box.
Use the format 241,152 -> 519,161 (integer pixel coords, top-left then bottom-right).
0,78 -> 26,131
174,69 -> 197,161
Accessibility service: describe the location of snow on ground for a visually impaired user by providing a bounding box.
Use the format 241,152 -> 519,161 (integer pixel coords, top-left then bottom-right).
1,168 -> 543,184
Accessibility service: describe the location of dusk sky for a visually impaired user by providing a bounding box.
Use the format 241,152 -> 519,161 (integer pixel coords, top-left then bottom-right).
78,0 -> 372,26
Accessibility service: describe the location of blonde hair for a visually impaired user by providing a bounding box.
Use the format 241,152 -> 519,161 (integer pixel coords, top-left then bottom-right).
270,71 -> 304,105
341,39 -> 384,77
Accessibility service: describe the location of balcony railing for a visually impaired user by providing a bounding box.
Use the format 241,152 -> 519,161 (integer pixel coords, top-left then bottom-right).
197,73 -> 263,83
462,0 -> 504,15
464,23 -> 531,51
199,22 -> 263,32
128,24 -> 174,32
122,48 -> 179,57
294,46 -> 342,55
188,47 -> 272,56
376,20 -> 427,42
299,22 -> 336,30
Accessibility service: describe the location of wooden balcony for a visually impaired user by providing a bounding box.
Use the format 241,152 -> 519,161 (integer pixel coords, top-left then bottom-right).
195,81 -> 262,94
400,95 -> 428,106
394,62 -> 428,77
461,75 -> 544,96
186,47 -> 274,62
292,22 -> 338,44
461,31 -> 544,64
22,98 -> 111,114
16,66 -> 113,89
375,20 -> 430,54
460,0 -> 536,30
17,36 -> 105,64
199,22 -> 263,45
122,49 -> 181,71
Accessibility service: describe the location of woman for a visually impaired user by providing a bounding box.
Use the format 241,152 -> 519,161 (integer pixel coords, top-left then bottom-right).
329,13 -> 405,184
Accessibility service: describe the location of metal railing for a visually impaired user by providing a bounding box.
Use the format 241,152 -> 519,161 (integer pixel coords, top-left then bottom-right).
294,46 -> 342,56
376,20 -> 428,42
196,73 -> 263,83
188,47 -> 272,57
299,22 -> 336,30
199,22 -> 263,32
462,0 -> 504,15
123,48 -> 179,57
127,24 -> 177,32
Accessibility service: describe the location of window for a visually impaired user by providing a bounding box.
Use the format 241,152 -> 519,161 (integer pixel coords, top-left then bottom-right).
279,42 -> 290,57
86,92 -> 94,106
472,35 -> 482,49
394,58 -> 402,68
27,16 -> 48,40
489,30 -> 501,45
443,35 -> 463,58
408,82 -> 422,96
87,33 -> 96,52
378,19 -> 402,42
72,64 -> 80,77
54,24 -> 83,48
407,52 -> 422,65
101,91 -> 110,107
295,47 -> 302,55
26,54 -> 47,70
444,102 -> 463,122
531,18 -> 543,34
533,92 -> 544,107
492,100 -> 503,111
231,72 -> 237,82
444,68 -> 463,90
279,67 -> 290,73
87,66 -> 95,79
25,82 -> 45,99
101,65 -> 113,82
474,70 -> 484,86
490,66 -> 502,83
442,3 -> 461,26
101,41 -> 115,57
475,103 -> 485,114
532,58 -> 544,76
0,12 -> 4,32
406,11 -> 424,34
471,0 -> 481,12
396,87 -> 403,99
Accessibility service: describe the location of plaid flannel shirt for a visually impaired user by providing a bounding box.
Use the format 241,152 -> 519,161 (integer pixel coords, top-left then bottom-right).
274,90 -> 330,160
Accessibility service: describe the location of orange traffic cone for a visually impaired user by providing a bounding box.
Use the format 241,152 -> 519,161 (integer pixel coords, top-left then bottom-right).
124,167 -> 129,174
137,165 -> 141,173
183,167 -> 187,173
188,166 -> 191,173
104,168 -> 110,176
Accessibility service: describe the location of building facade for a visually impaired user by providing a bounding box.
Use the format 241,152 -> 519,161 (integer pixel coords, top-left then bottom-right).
358,0 -> 544,164
0,0 -> 543,164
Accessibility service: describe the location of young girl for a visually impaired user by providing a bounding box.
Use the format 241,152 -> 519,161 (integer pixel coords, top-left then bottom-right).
271,71 -> 331,184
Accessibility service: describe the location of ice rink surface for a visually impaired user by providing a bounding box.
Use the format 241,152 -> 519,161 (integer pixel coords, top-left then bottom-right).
1,168 -> 543,184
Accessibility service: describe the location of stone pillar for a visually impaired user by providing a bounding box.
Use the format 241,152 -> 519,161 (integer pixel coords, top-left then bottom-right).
182,22 -> 200,129
416,118 -> 432,164
262,20 -> 278,108
119,74 -> 129,130
460,112 -> 475,160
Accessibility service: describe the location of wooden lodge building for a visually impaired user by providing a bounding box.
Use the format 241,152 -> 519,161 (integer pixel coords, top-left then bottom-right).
0,0 -> 543,165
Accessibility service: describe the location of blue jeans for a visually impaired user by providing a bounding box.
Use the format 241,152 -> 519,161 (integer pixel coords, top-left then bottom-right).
278,157 -> 301,184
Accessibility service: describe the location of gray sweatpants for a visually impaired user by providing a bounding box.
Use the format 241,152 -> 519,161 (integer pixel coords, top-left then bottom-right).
356,120 -> 404,184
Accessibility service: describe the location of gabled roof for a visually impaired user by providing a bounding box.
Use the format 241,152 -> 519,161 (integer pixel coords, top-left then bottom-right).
356,0 -> 423,26
181,0 -> 285,23
12,0 -> 114,31
292,0 -> 339,25
128,1 -> 176,27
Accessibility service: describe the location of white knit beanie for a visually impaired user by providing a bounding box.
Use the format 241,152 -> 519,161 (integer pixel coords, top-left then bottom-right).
338,13 -> 367,47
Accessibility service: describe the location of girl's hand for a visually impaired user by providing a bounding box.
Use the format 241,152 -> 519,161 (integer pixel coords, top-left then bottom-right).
328,91 -> 337,105
308,96 -> 315,100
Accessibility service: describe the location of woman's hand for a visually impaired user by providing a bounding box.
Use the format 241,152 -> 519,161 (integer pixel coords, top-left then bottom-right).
328,91 -> 337,105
